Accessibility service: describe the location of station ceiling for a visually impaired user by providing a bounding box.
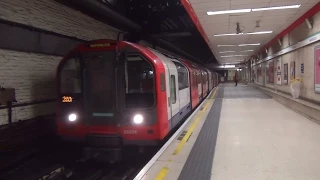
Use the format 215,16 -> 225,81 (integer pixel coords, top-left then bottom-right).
185,0 -> 319,65
57,0 -> 216,64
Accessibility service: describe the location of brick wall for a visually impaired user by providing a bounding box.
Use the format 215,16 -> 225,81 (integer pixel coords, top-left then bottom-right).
0,0 -> 123,125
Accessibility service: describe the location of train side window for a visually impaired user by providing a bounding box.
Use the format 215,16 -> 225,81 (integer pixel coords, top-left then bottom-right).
173,62 -> 189,90
60,56 -> 82,94
197,72 -> 201,84
160,73 -> 166,91
125,54 -> 155,108
170,75 -> 176,104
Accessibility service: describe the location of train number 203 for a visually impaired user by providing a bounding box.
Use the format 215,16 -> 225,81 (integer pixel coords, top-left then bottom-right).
62,96 -> 73,103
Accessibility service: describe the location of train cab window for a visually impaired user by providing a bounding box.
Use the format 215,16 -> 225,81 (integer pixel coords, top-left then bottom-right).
173,62 -> 189,90
83,51 -> 114,110
59,56 -> 82,94
170,75 -> 176,104
125,55 -> 155,108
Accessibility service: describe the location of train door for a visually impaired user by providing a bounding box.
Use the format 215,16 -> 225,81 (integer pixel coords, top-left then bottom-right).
166,64 -> 180,129
150,51 -> 180,130
197,70 -> 202,100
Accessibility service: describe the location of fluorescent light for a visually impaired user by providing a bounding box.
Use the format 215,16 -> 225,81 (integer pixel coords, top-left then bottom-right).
207,9 -> 251,15
223,65 -> 236,68
239,43 -> 260,46
235,55 -> 247,57
208,5 -> 300,16
218,45 -> 237,47
221,55 -> 235,57
214,33 -> 243,37
240,50 -> 254,52
252,4 -> 301,12
246,31 -> 273,35
214,31 -> 272,36
219,51 -> 236,53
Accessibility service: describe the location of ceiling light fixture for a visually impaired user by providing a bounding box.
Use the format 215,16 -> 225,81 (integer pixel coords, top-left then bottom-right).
223,65 -> 236,68
240,50 -> 254,52
235,55 -> 247,57
207,9 -> 251,15
214,33 -> 243,36
221,55 -> 235,57
207,4 -> 301,16
214,31 -> 272,36
252,4 -> 301,12
239,43 -> 260,46
246,31 -> 273,35
217,45 -> 237,47
219,51 -> 236,53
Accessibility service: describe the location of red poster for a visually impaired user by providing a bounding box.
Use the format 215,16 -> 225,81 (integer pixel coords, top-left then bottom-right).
315,46 -> 320,92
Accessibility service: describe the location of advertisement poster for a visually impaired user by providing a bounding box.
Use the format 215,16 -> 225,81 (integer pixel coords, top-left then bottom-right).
276,59 -> 281,85
269,61 -> 274,84
284,63 -> 288,84
290,61 -> 295,81
315,46 -> 320,93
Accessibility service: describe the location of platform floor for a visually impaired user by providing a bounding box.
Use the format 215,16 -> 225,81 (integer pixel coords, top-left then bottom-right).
135,83 -> 320,180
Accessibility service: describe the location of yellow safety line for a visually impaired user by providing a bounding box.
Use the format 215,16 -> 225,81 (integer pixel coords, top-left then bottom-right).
155,167 -> 169,180
210,87 -> 219,99
155,88 -> 219,179
172,87 -> 218,155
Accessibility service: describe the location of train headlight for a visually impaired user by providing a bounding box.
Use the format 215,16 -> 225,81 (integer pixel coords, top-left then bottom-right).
68,113 -> 77,122
133,114 -> 143,124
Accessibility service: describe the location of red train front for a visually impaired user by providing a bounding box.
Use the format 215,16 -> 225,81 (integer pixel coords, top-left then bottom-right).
56,39 -> 219,159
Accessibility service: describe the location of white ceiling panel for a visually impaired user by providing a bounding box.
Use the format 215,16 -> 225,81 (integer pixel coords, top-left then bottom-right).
187,0 -> 319,64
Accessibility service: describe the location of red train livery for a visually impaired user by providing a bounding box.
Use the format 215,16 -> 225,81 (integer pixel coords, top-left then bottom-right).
56,39 -> 219,149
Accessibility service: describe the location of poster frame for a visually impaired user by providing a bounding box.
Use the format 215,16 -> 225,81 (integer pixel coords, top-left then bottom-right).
290,61 -> 295,82
284,63 -> 288,85
315,45 -> 320,93
276,58 -> 282,85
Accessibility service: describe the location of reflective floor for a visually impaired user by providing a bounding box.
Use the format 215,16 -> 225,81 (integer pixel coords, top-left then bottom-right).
212,84 -> 320,180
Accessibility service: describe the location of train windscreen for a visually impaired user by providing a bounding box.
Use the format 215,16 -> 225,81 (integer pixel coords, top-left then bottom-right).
83,51 -> 114,111
59,55 -> 82,94
125,55 -> 155,108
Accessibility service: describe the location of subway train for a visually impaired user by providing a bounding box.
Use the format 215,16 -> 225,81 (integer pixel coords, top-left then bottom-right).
56,39 -> 219,159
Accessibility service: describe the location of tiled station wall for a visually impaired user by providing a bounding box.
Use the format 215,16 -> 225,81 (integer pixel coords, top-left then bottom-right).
253,12 -> 320,103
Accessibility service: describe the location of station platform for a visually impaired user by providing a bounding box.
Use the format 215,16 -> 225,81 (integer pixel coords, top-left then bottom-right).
134,83 -> 320,180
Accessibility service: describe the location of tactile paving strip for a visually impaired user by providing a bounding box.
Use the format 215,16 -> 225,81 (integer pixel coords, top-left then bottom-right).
177,88 -> 223,180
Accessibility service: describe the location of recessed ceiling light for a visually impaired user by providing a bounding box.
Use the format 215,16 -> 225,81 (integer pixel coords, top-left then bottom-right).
207,9 -> 251,15
252,4 -> 301,12
239,43 -> 260,46
219,51 -> 236,53
235,55 -> 247,57
214,31 -> 272,36
217,45 -> 237,47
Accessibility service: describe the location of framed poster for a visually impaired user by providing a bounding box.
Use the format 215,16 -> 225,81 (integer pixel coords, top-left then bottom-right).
290,61 -> 295,81
284,63 -> 288,84
276,59 -> 281,85
315,45 -> 320,93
